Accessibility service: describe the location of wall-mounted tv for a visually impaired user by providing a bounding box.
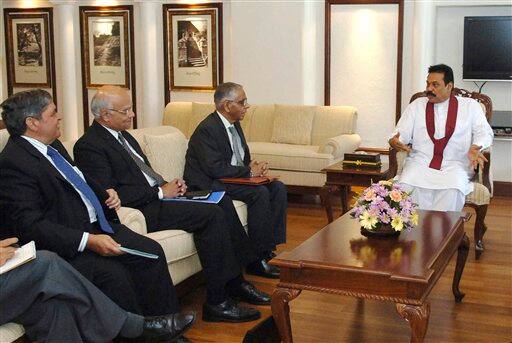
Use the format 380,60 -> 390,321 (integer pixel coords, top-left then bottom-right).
463,16 -> 512,81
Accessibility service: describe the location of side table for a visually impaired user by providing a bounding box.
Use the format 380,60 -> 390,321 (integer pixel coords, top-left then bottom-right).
321,161 -> 389,222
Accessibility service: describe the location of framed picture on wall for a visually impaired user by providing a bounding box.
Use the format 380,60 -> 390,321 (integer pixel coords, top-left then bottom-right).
79,6 -> 136,129
163,3 -> 223,102
3,8 -> 57,102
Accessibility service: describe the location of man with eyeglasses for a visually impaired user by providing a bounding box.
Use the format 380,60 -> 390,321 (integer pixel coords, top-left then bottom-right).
184,82 -> 287,279
0,89 -> 195,342
74,85 -> 271,324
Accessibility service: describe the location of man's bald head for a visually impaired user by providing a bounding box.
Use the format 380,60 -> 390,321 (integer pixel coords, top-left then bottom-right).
91,85 -> 130,118
90,85 -> 134,131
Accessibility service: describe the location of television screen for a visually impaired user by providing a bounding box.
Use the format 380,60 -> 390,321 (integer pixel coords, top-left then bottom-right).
463,16 -> 512,81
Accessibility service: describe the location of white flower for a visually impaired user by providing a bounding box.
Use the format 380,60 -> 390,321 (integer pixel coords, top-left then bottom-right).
360,211 -> 378,230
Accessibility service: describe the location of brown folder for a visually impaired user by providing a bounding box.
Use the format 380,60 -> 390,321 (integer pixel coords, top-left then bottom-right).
219,176 -> 271,185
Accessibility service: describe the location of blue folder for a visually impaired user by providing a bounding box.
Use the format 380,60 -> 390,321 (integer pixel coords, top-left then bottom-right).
162,191 -> 225,204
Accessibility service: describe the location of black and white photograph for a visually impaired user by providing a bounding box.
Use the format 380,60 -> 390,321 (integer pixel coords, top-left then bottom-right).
4,8 -> 54,89
163,3 -> 223,97
93,20 -> 121,67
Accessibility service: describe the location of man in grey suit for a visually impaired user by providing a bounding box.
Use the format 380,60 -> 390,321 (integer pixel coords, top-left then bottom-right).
0,237 -> 194,342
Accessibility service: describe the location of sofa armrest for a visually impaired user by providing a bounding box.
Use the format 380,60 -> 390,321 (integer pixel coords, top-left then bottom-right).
116,207 -> 147,235
321,134 -> 361,158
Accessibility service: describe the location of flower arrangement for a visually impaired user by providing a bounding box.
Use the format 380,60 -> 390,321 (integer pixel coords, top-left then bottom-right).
351,180 -> 419,234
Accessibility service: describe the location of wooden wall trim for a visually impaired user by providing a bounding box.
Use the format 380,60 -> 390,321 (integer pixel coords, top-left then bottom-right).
493,181 -> 512,198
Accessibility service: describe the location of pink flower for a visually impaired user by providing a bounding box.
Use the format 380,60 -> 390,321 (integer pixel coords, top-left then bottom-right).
390,190 -> 402,202
364,189 -> 376,201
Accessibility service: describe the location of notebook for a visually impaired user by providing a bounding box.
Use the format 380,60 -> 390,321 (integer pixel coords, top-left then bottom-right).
0,241 -> 36,275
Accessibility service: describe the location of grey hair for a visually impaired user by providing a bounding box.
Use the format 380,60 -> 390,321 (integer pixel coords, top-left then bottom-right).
0,89 -> 52,136
214,82 -> 243,109
90,93 -> 111,118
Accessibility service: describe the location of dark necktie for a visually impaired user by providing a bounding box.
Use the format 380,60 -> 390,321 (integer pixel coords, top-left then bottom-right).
117,133 -> 166,186
228,126 -> 244,167
46,146 -> 114,234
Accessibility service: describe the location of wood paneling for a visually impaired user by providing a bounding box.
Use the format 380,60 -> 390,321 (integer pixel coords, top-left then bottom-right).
180,196 -> 512,342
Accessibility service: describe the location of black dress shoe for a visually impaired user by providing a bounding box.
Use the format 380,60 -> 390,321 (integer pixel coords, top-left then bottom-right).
246,259 -> 280,279
202,298 -> 261,323
172,336 -> 192,343
141,312 -> 195,342
229,281 -> 271,305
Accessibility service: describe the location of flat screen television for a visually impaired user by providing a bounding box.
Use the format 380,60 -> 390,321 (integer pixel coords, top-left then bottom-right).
463,16 -> 512,81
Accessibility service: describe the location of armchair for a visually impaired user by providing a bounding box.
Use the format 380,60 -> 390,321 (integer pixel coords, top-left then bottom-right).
389,87 -> 493,260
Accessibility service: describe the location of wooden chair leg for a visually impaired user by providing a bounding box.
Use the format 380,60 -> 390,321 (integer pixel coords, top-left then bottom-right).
473,204 -> 488,260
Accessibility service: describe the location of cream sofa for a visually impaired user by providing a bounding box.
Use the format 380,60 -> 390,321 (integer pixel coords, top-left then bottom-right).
0,126 -> 248,342
163,102 -> 361,190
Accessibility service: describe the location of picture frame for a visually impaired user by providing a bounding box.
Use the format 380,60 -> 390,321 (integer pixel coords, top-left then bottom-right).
79,5 -> 136,130
163,3 -> 223,103
3,7 -> 57,103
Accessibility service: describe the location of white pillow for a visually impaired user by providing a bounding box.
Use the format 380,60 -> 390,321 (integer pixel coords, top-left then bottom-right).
143,132 -> 188,181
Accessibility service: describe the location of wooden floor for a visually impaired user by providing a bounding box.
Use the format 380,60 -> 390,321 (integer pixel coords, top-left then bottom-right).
181,195 -> 512,342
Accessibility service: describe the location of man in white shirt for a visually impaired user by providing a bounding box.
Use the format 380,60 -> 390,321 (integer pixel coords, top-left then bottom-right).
389,64 -> 494,211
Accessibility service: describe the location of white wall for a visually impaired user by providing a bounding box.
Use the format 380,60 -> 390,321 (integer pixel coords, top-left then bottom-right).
0,0 -> 510,172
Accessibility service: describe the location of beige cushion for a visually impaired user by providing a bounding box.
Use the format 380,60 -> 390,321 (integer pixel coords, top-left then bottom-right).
249,142 -> 334,172
143,132 -> 188,181
163,102 -> 192,135
246,105 -> 275,143
188,103 -> 215,137
233,200 -> 248,227
311,106 -> 357,146
466,183 -> 491,206
271,105 -> 314,145
0,129 -> 10,152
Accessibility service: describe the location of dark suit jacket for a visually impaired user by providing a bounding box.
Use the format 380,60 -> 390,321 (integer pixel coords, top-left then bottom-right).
0,136 -> 120,259
74,121 -> 161,230
184,112 -> 252,190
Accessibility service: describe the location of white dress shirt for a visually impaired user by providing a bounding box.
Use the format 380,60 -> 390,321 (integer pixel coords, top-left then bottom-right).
101,125 -> 163,199
217,111 -> 245,166
21,136 -> 94,252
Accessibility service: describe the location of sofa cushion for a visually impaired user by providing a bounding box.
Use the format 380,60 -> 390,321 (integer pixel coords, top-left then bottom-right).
143,132 -> 188,180
245,105 -> 275,143
311,106 -> 357,146
189,103 -> 216,137
249,142 -> 334,172
271,105 -> 314,145
146,229 -> 197,264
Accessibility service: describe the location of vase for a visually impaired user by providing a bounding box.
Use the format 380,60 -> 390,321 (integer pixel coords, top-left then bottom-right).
360,224 -> 400,238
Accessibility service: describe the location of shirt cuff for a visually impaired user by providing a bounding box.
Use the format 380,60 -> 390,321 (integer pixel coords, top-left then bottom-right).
78,232 -> 89,252
158,187 -> 164,200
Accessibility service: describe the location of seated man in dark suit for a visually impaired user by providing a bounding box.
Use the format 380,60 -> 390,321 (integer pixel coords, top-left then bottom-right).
0,237 -> 191,342
74,86 -> 270,323
0,90 -> 195,342
184,82 -> 287,278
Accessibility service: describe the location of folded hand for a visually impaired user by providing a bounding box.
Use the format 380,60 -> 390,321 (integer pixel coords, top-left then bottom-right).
105,188 -> 121,210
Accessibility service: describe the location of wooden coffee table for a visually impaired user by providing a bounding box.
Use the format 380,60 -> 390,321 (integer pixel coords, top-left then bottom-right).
321,162 -> 390,222
270,210 -> 469,343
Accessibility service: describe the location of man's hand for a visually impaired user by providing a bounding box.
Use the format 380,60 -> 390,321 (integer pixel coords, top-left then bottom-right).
0,237 -> 19,267
161,179 -> 187,198
86,234 -> 123,256
468,144 -> 488,169
105,188 -> 121,210
249,160 -> 268,177
389,132 -> 412,153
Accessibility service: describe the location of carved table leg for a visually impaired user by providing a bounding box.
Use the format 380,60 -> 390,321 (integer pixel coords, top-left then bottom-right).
396,302 -> 430,343
271,287 -> 301,343
473,205 -> 487,260
453,233 -> 469,302
320,185 -> 334,223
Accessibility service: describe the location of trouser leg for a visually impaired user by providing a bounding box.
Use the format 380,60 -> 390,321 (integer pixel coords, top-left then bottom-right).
112,225 -> 181,315
432,189 -> 465,211
0,251 -> 137,343
225,184 -> 277,257
267,181 -> 287,245
155,201 -> 240,304
217,195 -> 259,267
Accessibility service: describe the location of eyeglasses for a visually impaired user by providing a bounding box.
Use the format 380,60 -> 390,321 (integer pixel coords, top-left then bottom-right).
227,98 -> 249,107
108,107 -> 133,115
